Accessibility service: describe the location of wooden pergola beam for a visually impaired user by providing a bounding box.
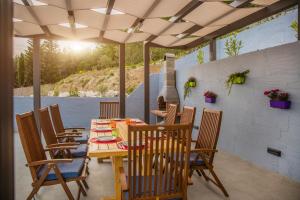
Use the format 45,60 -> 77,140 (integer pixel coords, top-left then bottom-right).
185,0 -> 298,49
209,39 -> 216,61
0,0 -> 14,199
147,0 -> 203,42
124,0 -> 161,43
21,0 -> 51,36
99,0 -> 115,40
143,42 -> 150,123
119,44 -> 125,118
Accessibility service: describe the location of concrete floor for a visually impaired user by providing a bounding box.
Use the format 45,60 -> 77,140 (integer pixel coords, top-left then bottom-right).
15,134 -> 300,200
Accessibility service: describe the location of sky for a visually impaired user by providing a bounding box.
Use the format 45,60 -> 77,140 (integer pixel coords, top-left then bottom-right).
13,37 -> 98,56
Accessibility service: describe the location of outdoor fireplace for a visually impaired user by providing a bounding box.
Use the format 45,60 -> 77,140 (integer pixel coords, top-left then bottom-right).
157,53 -> 180,110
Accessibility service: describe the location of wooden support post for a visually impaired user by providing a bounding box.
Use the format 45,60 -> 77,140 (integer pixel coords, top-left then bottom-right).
209,39 -> 216,61
33,38 -> 41,132
298,0 -> 300,41
143,43 -> 150,123
0,0 -> 14,199
119,43 -> 125,118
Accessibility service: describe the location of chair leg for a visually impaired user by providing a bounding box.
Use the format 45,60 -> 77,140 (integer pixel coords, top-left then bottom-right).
76,180 -> 87,196
200,169 -> 209,182
53,166 -> 75,200
82,180 -> 89,190
97,158 -> 104,163
208,168 -> 229,197
196,170 -> 202,177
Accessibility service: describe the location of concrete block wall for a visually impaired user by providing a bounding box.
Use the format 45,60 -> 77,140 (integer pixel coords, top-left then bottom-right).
174,42 -> 300,182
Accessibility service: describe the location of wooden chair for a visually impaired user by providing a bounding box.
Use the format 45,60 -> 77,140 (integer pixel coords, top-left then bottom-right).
99,101 -> 120,119
49,104 -> 88,144
189,108 -> 229,197
180,106 -> 196,125
39,107 -> 89,160
164,103 -> 178,125
119,124 -> 192,200
16,111 -> 88,200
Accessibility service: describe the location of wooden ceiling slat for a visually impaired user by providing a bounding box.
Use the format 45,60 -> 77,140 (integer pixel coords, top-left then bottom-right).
99,0 -> 115,40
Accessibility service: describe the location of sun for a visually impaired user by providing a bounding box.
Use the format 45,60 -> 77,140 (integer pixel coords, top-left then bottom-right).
57,40 -> 97,52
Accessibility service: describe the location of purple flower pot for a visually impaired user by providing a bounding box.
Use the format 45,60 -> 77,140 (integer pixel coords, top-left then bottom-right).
270,100 -> 291,109
205,97 -> 216,103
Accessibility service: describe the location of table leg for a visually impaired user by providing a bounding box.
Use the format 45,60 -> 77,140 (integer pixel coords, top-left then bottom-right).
112,156 -> 123,200
101,156 -> 123,200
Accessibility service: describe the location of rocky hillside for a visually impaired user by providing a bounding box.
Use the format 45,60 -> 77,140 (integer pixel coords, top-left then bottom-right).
14,64 -> 161,97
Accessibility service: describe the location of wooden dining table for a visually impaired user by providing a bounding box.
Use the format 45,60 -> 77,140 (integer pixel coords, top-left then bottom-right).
88,118 -> 146,200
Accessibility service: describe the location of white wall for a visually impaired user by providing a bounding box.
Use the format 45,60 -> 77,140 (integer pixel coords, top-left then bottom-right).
175,42 -> 300,182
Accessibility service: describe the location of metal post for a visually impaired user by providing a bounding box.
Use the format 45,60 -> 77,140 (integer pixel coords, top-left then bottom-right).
33,38 -> 41,132
0,0 -> 14,199
143,42 -> 150,123
209,38 -> 216,61
119,43 -> 125,118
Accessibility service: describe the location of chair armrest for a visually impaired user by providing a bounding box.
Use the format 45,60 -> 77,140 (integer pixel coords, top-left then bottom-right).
57,132 -> 82,136
44,146 -> 78,151
46,143 -> 80,148
191,140 -> 197,143
119,167 -> 128,191
27,159 -> 73,167
56,135 -> 82,139
65,128 -> 85,132
191,148 -> 218,153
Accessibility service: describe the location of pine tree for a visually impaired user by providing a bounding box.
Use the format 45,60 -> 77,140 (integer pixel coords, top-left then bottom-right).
17,53 -> 25,86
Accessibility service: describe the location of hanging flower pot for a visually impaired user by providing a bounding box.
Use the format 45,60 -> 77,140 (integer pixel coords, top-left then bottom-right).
270,100 -> 291,109
264,89 -> 291,110
204,91 -> 217,104
225,69 -> 249,95
184,77 -> 197,100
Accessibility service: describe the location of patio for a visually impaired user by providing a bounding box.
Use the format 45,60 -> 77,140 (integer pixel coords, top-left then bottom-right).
14,133 -> 300,200
1,0 -> 300,200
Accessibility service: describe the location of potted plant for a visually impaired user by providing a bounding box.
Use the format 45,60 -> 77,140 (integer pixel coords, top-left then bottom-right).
264,89 -> 291,109
184,77 -> 197,99
225,69 -> 249,95
204,91 -> 217,103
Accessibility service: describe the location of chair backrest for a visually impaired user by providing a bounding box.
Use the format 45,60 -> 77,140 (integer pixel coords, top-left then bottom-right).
195,108 -> 223,164
99,101 -> 120,119
180,106 -> 196,125
16,111 -> 47,180
39,107 -> 58,145
164,103 -> 178,125
127,124 -> 192,200
49,104 -> 65,134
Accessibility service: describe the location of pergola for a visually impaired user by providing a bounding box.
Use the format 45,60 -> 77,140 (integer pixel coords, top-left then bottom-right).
0,0 -> 299,199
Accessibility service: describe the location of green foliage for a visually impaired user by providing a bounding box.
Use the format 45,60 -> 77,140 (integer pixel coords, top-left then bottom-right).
290,20 -> 298,38
53,88 -> 59,96
97,85 -> 108,95
16,53 -> 25,87
69,86 -> 79,97
126,86 -> 136,94
225,69 -> 249,95
224,32 -> 243,57
197,49 -> 204,64
80,78 -> 90,88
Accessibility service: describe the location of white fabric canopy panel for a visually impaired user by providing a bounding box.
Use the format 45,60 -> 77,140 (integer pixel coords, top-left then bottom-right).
171,37 -> 199,47
183,2 -> 233,26
40,0 -> 108,10
14,21 -> 44,36
162,22 -> 194,35
127,32 -> 151,43
106,14 -> 137,30
140,18 -> 170,35
152,35 -> 178,47
48,25 -> 99,40
252,0 -> 280,6
14,3 -> 38,24
104,30 -> 128,43
75,10 -> 105,30
192,25 -> 225,37
31,5 -> 69,25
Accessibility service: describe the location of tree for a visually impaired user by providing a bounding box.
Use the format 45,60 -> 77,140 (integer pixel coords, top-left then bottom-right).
17,53 -> 25,86
224,32 -> 243,57
23,39 -> 33,86
290,20 -> 298,38
197,48 -> 204,64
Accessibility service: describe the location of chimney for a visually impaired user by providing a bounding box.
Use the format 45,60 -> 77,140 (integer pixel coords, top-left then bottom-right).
158,53 -> 180,107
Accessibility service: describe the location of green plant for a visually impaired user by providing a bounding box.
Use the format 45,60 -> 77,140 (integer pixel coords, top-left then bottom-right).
184,77 -> 197,99
126,86 -> 136,94
224,32 -> 243,57
53,89 -> 59,96
69,86 -> 79,97
290,20 -> 298,38
197,49 -> 204,64
225,69 -> 249,95
80,78 -> 90,88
